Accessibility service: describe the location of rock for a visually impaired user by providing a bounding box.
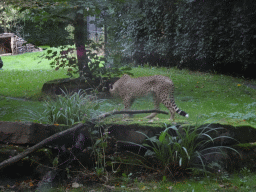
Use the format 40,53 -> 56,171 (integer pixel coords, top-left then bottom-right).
0,121 -> 57,144
41,76 -> 120,99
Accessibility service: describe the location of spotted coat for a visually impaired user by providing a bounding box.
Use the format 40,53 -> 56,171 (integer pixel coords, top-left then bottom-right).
109,74 -> 189,120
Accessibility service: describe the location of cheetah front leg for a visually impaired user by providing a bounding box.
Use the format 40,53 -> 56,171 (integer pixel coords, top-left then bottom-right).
123,96 -> 134,120
145,93 -> 160,119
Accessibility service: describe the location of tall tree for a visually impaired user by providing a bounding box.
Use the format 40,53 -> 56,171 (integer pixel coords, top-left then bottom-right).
5,0 -> 104,79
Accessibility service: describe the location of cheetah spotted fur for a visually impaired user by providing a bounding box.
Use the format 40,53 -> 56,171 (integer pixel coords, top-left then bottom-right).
109,74 -> 189,120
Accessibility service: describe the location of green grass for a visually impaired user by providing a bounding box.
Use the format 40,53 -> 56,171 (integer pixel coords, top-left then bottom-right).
108,66 -> 256,127
0,47 -> 104,100
129,172 -> 256,191
0,50 -> 77,100
29,171 -> 256,191
0,51 -> 256,127
0,97 -> 44,122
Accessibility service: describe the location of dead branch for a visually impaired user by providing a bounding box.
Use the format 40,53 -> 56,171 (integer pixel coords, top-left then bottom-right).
0,123 -> 84,170
92,109 -> 168,121
0,109 -> 168,170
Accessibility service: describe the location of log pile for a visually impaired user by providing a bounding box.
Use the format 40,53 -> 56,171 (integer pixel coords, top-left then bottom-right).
0,33 -> 42,55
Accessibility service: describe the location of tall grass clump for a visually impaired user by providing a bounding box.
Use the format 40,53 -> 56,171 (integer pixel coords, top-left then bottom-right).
44,89 -> 105,126
130,123 -> 240,179
22,89 -> 105,126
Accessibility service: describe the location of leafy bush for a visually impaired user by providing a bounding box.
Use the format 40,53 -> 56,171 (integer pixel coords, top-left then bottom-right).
129,124 -> 240,178
44,43 -> 133,79
106,0 -> 256,78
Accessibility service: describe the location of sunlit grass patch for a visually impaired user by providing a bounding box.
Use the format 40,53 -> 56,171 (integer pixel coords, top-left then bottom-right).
0,69 -> 70,99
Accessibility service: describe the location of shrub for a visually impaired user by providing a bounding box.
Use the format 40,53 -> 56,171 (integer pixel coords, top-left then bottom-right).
126,123 -> 240,178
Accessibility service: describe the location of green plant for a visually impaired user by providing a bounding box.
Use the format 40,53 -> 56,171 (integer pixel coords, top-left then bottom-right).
52,157 -> 59,168
126,123 -> 241,179
238,177 -> 248,187
21,108 -> 49,124
180,124 -> 240,176
42,88 -> 103,126
142,126 -> 190,171
122,173 -> 133,184
87,126 -> 111,177
213,169 -> 230,184
95,167 -> 105,177
240,167 -> 251,177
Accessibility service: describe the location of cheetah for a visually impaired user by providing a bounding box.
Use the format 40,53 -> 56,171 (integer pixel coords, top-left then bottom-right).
109,74 -> 189,120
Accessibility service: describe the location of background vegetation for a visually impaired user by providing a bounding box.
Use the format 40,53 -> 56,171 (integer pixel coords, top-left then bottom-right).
2,0 -> 255,79
1,52 -> 256,128
0,0 -> 256,191
104,0 -> 256,79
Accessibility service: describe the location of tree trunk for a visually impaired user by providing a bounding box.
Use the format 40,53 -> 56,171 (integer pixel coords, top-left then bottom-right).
103,11 -> 108,58
73,10 -> 91,79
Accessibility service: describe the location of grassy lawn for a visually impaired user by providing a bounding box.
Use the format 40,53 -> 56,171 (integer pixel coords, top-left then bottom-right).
0,50 -> 76,99
0,50 -> 256,127
107,66 -> 256,128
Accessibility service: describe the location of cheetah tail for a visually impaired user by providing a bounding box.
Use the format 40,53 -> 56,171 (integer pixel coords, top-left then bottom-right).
176,108 -> 189,118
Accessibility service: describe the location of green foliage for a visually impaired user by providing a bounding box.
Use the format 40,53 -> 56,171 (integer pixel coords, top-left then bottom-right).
52,157 -> 59,167
121,173 -> 133,184
240,167 -> 251,177
0,4 -> 28,33
105,0 -> 256,78
22,18 -> 71,46
174,0 -> 256,76
133,123 -> 240,178
105,0 -> 182,67
228,112 -> 256,123
20,88 -> 100,126
143,126 -> 190,170
44,42 -> 133,79
87,126 -> 110,176
44,45 -> 79,77
42,89 -> 102,126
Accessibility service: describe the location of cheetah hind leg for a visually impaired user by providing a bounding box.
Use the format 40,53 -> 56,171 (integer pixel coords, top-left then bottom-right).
145,94 -> 160,119
145,113 -> 157,119
122,112 -> 134,121
122,113 -> 133,121
169,108 -> 177,124
123,98 -> 134,121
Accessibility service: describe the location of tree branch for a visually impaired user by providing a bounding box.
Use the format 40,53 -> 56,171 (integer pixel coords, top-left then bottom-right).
92,109 -> 168,121
0,109 -> 168,169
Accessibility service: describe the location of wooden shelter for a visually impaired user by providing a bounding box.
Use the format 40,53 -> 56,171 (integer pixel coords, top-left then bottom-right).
0,33 -> 42,56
